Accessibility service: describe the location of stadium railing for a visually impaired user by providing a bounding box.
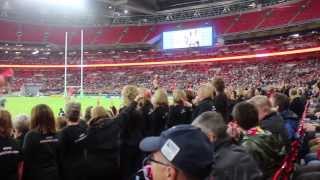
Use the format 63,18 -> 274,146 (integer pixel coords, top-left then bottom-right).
272,101 -> 310,180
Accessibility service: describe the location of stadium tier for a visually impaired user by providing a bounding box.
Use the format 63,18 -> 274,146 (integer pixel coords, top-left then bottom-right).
0,0 -> 319,45
0,32 -> 319,65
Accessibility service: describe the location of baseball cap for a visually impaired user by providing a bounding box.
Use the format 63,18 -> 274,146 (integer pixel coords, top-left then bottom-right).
139,125 -> 213,179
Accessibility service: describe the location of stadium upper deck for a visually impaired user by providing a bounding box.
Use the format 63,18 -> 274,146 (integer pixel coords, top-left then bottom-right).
0,0 -> 319,46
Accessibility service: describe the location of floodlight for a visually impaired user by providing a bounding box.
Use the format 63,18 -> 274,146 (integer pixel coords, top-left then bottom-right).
31,0 -> 86,10
32,50 -> 39,55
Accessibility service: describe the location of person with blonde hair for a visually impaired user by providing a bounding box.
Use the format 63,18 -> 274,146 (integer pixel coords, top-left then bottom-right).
0,109 -> 23,180
192,84 -> 215,120
86,105 -> 121,180
88,106 -> 114,125
137,87 -> 153,136
119,85 -> 145,180
23,104 -> 60,180
91,106 -> 108,119
167,89 -> 192,128
150,88 -> 169,136
122,85 -> 139,107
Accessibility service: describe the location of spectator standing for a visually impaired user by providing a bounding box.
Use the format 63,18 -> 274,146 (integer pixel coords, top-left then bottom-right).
289,88 -> 306,119
270,93 -> 299,140
23,104 -> 60,180
211,78 -> 230,123
119,85 -> 145,179
59,102 -> 88,180
0,109 -> 22,180
137,87 -> 153,136
86,106 -> 121,180
192,84 -> 215,120
167,89 -> 192,128
150,88 -> 169,136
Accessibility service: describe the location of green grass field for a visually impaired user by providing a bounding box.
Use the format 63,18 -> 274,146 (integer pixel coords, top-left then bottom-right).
5,96 -> 123,119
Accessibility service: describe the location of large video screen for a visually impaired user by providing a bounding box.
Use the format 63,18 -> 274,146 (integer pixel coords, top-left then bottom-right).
163,27 -> 213,50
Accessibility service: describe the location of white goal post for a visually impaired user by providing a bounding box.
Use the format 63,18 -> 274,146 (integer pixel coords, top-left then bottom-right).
64,30 -> 84,97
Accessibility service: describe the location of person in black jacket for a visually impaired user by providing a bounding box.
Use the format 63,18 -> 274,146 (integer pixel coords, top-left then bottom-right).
211,78 -> 230,123
192,111 -> 263,180
119,85 -> 145,180
86,107 -> 121,180
59,102 -> 88,180
137,87 -> 153,137
192,84 -> 215,120
167,89 -> 192,128
289,88 -> 306,119
0,109 -> 22,180
150,88 -> 169,136
23,104 -> 60,180
248,95 -> 289,146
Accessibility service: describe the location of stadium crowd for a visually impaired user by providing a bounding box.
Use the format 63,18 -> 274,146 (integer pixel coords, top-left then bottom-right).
1,75 -> 320,180
7,56 -> 320,95
0,31 -> 319,66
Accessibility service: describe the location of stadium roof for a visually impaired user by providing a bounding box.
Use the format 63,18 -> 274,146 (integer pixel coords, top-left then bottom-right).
0,0 -> 296,25
95,0 -> 287,13
94,0 -> 230,14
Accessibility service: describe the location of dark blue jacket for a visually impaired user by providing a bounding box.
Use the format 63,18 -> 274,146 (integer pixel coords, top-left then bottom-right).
280,109 -> 299,141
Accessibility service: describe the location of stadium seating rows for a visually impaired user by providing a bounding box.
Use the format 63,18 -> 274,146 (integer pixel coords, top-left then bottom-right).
0,31 -> 319,65
4,56 -> 319,95
0,0 -> 319,45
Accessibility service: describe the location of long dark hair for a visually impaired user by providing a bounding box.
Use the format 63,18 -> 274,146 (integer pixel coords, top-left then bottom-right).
0,109 -> 13,138
31,104 -> 56,134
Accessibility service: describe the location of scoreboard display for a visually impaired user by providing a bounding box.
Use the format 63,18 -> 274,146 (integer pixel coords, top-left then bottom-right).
163,27 -> 213,50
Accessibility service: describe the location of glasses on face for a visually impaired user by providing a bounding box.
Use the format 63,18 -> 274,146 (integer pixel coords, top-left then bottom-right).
143,154 -> 172,167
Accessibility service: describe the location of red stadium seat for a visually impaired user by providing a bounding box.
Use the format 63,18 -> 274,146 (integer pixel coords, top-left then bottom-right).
120,26 -> 151,44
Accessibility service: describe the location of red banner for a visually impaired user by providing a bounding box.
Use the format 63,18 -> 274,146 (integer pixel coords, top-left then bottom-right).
1,68 -> 14,77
